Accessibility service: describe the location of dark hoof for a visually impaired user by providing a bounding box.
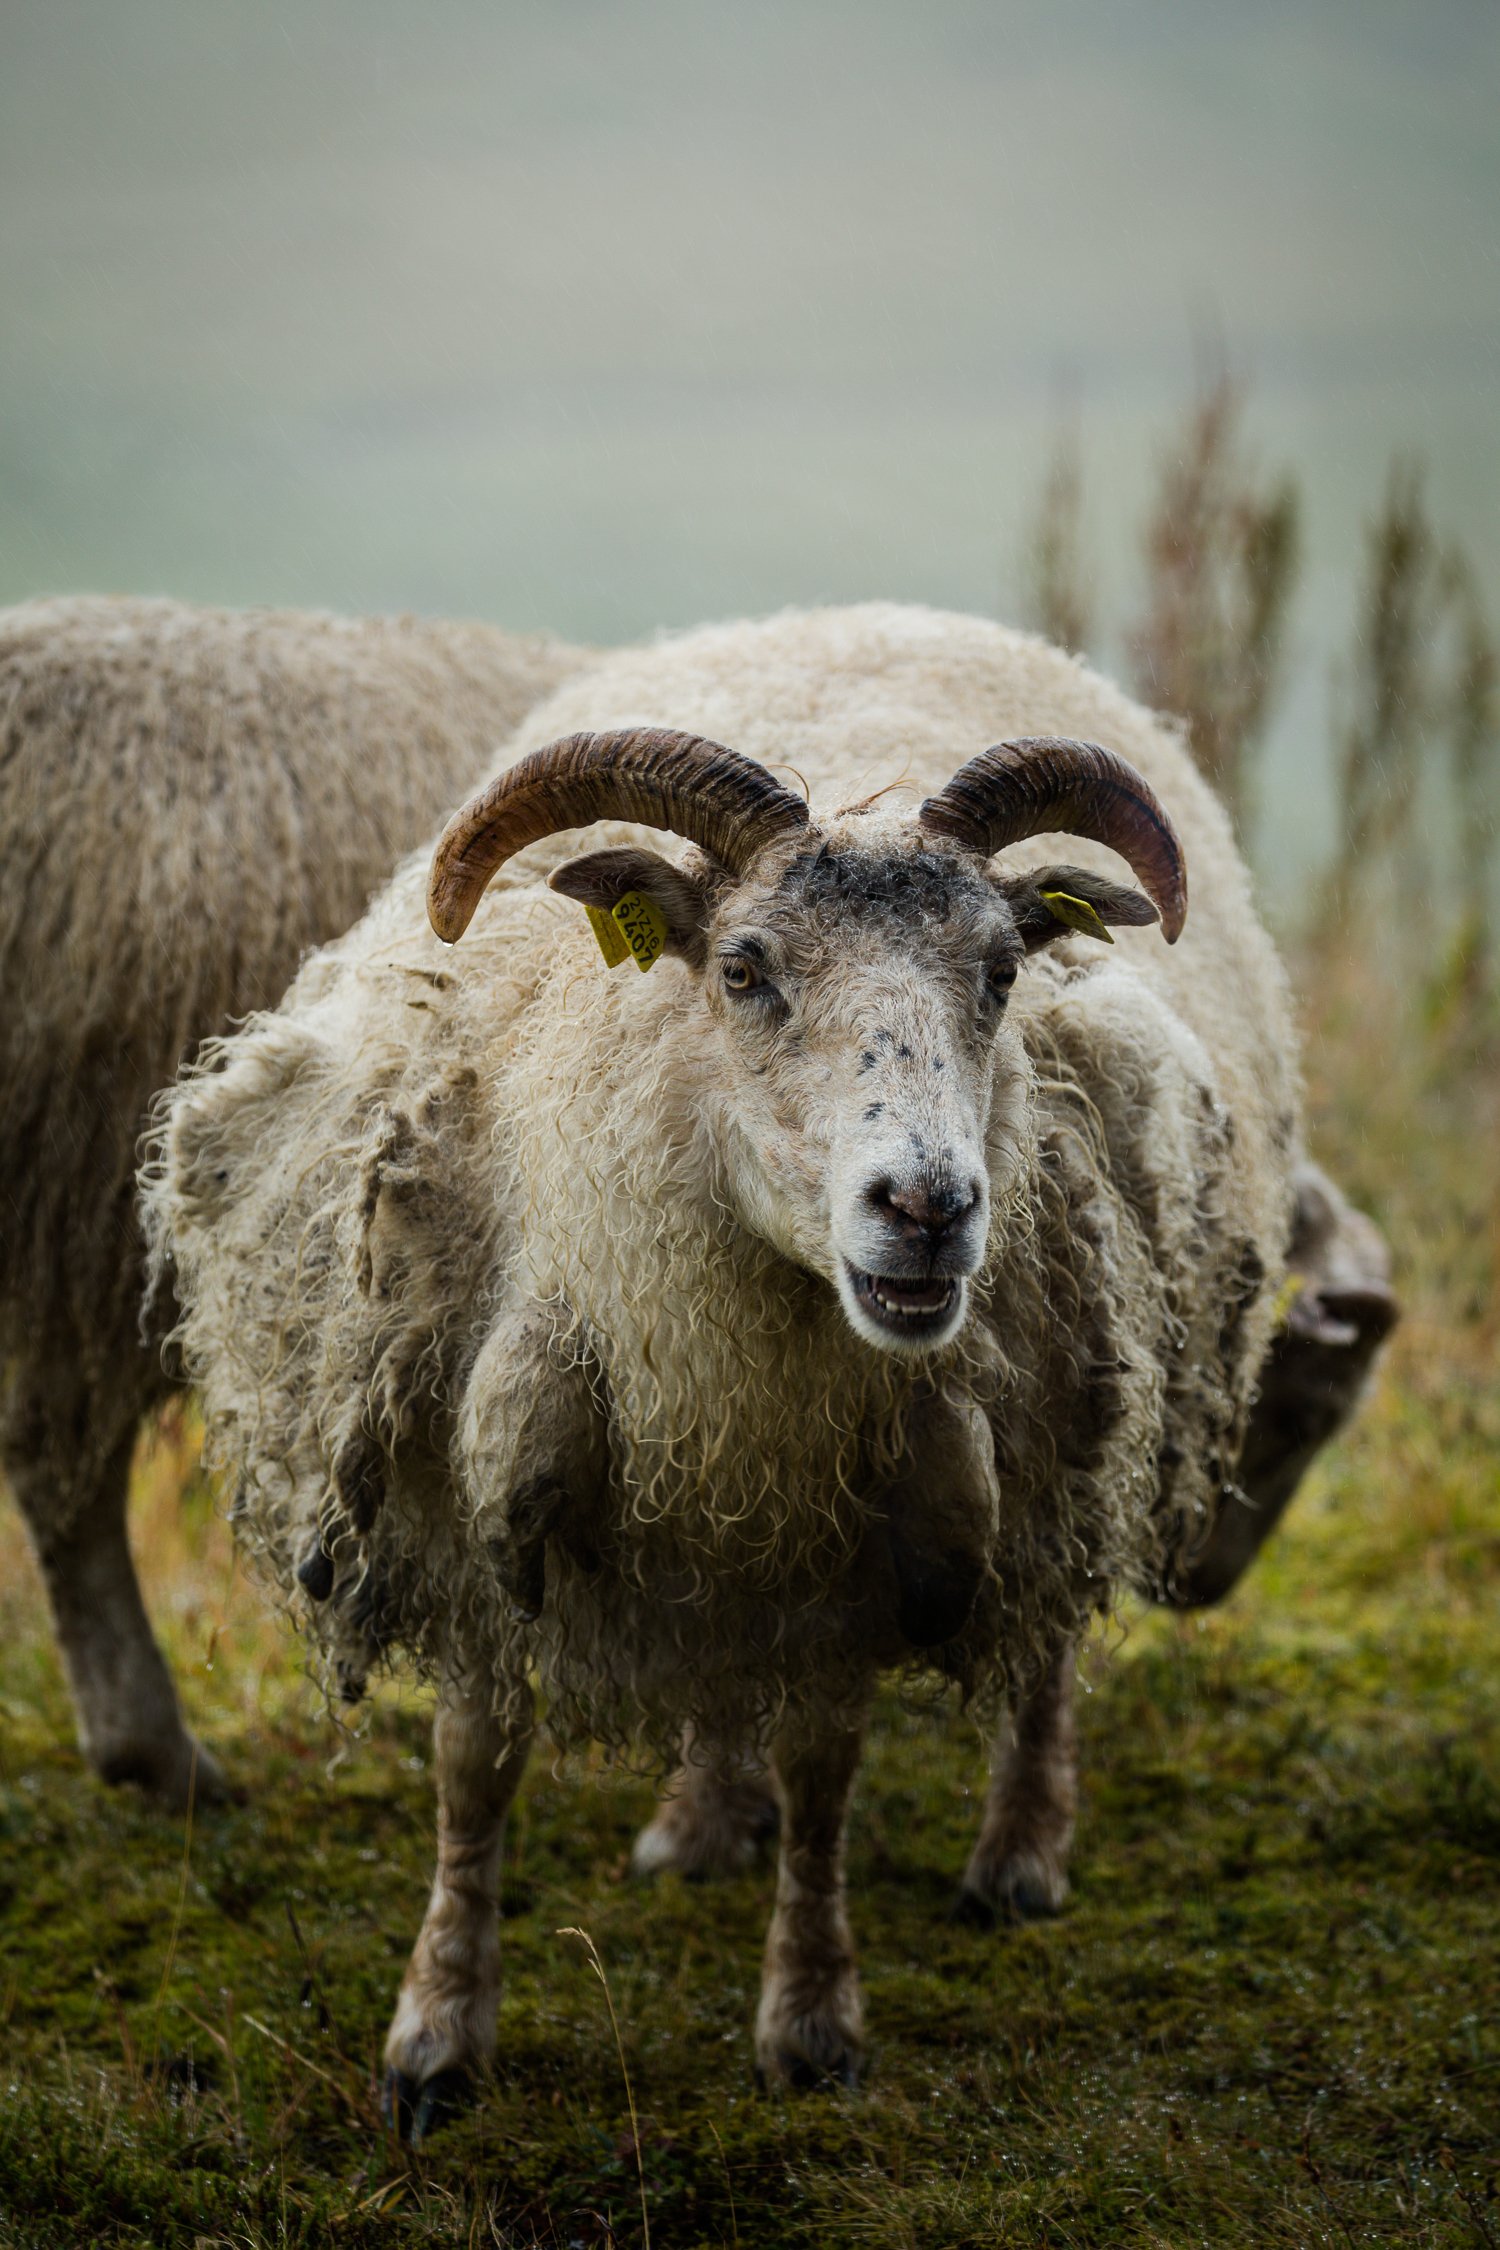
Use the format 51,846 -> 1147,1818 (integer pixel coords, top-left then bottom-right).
95,1736 -> 234,1810
680,1796 -> 778,1881
381,2064 -> 474,2143
631,1779 -> 781,1882
950,1875 -> 1061,1927
948,1885 -> 997,1930
756,2052 -> 860,2093
1003,1873 -> 1063,1921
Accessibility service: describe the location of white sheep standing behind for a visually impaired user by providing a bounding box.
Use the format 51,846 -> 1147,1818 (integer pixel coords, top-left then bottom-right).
0,595 -> 592,1803
147,603 -> 1393,2129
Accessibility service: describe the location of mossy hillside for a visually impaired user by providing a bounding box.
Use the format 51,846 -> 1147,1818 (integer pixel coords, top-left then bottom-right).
1,1327 -> 1495,2250
1,955 -> 1497,2249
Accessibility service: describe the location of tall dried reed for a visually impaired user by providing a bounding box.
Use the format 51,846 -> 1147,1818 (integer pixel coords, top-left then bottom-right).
1019,379 -> 1497,1013
1336,460 -> 1442,888
1440,547 -> 1499,978
1019,424 -> 1092,658
1126,366 -> 1299,834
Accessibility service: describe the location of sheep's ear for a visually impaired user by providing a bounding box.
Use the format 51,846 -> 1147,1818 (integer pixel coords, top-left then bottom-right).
549,846 -> 711,969
999,863 -> 1160,953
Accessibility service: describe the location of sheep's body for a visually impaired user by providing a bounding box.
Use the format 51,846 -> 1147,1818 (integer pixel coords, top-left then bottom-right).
155,605 -> 1295,1732
1,595 -> 591,1799
149,603 -> 1348,2098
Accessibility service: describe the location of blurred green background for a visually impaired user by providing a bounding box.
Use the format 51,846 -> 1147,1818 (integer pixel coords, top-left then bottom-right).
2,1 -> 1497,885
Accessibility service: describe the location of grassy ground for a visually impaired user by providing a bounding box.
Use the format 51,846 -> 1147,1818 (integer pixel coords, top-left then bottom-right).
1,974 -> 1496,2249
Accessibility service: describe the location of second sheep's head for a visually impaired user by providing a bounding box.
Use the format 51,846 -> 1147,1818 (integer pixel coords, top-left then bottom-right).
427,726 -> 1187,1357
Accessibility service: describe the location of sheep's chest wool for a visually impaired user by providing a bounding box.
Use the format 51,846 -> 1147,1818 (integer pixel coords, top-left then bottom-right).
152,605 -> 1292,1739
146,602 -> 1351,2110
484,945 -> 1182,1756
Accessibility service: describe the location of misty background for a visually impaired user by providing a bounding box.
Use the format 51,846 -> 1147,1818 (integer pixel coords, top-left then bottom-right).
3,0 -> 1496,897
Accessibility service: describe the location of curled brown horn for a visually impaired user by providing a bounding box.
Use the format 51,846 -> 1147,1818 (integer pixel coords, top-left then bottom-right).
919,736 -> 1188,942
427,727 -> 811,943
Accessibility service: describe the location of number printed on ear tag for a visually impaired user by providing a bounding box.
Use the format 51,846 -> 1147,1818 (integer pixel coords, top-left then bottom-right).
1040,889 -> 1113,944
611,888 -> 667,971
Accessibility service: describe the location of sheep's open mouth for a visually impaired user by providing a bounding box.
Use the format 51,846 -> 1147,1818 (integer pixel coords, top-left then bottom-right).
848,1268 -> 960,1335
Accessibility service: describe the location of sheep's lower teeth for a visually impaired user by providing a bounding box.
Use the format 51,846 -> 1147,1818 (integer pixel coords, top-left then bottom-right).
851,1270 -> 960,1324
873,1285 -> 951,1315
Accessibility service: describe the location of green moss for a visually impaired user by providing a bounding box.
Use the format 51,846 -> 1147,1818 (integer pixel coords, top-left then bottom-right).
3,963 -> 1497,2247
2,1388 -> 1496,2250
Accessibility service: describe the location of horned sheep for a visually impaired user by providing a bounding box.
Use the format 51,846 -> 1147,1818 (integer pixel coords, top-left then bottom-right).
0,594 -> 592,1804
145,602 -> 1393,2124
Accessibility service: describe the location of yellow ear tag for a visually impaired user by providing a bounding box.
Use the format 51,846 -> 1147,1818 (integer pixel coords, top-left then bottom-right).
1040,889 -> 1113,944
585,889 -> 667,973
584,904 -> 631,969
613,888 -> 667,971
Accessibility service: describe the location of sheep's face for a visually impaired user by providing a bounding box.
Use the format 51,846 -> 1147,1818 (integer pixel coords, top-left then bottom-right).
699,818 -> 1012,1354
555,807 -> 1156,1357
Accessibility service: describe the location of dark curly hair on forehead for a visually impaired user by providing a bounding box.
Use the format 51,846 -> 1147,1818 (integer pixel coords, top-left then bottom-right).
772,843 -> 991,923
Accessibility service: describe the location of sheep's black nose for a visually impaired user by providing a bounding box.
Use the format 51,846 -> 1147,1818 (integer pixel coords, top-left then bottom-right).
867,1176 -> 982,1241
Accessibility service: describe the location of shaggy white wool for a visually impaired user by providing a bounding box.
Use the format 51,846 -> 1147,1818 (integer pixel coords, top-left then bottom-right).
145,605 -> 1299,1767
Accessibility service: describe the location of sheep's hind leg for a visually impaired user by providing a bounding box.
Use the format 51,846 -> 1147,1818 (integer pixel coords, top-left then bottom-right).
632,1729 -> 778,1879
382,1673 -> 533,2143
954,1640 -> 1076,1925
3,1416 -> 225,1808
755,1706 -> 867,2089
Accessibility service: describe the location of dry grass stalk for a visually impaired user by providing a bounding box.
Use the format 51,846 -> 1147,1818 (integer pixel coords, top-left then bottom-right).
1128,367 -> 1299,833
1440,547 -> 1499,974
1020,425 -> 1092,657
1330,468 -> 1500,1026
1337,459 -> 1442,881
559,1926 -> 651,2250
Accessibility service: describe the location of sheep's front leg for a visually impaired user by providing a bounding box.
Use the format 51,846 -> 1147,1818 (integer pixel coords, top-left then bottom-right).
383,1673 -> 532,2142
955,1640 -> 1076,1923
755,1707 -> 867,2089
632,1730 -> 779,1879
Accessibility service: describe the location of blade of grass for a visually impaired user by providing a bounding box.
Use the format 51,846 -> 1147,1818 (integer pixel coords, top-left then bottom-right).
558,1925 -> 651,2250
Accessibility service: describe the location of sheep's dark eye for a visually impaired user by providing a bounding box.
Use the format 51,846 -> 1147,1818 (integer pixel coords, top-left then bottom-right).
722,957 -> 762,994
986,958 -> 1019,1002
